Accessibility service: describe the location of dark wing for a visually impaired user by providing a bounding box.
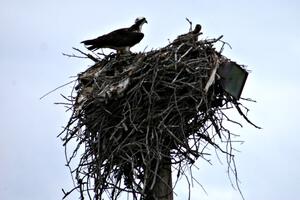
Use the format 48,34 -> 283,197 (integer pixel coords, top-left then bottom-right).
81,28 -> 144,51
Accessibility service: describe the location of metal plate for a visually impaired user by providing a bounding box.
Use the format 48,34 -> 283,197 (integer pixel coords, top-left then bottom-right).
217,61 -> 248,100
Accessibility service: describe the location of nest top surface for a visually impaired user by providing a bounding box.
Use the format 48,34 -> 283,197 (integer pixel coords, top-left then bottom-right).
76,37 -> 225,106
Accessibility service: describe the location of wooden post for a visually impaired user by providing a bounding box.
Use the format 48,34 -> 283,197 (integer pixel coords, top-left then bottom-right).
152,154 -> 173,200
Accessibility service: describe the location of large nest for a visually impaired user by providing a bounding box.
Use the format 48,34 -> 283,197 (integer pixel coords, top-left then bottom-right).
60,34 -> 259,200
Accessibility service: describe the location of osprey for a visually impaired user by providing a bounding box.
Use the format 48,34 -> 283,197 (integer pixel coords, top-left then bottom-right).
172,24 -> 202,44
81,17 -> 147,53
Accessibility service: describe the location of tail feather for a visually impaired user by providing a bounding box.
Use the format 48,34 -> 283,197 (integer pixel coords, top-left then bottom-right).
81,39 -> 93,45
81,39 -> 98,51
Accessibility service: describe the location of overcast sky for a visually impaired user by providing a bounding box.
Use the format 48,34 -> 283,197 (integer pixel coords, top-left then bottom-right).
1,0 -> 300,200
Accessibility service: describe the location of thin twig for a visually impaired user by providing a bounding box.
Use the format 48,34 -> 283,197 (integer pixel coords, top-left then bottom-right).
40,80 -> 76,100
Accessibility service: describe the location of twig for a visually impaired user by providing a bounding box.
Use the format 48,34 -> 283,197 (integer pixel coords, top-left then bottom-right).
40,80 -> 76,100
234,101 -> 262,129
72,47 -> 99,62
185,18 -> 193,32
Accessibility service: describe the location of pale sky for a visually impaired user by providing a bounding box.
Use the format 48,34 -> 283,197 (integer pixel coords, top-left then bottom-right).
1,1 -> 300,200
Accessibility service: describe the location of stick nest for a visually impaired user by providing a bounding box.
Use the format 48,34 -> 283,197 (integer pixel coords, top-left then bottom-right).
60,36 -> 257,200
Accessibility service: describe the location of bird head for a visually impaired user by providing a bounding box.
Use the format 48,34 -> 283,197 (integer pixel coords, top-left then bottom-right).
135,17 -> 148,24
193,24 -> 202,34
134,17 -> 148,32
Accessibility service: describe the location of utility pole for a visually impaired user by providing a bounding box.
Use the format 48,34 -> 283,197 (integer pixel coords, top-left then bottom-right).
152,155 -> 173,200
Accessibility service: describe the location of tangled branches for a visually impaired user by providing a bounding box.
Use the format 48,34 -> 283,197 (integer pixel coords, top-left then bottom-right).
59,36 -> 259,200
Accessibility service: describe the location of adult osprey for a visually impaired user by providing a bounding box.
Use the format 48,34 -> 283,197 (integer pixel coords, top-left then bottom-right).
172,24 -> 202,44
81,17 -> 147,53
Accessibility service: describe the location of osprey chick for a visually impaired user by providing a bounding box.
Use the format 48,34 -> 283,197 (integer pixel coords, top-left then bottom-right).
173,24 -> 202,45
81,17 -> 147,53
